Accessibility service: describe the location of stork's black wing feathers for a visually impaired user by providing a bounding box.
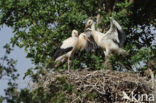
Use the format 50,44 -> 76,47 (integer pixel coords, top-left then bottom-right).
110,17 -> 126,48
117,28 -> 126,48
52,45 -> 73,60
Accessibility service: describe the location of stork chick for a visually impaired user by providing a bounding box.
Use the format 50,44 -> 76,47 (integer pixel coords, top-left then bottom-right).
85,17 -> 128,64
53,30 -> 79,72
53,30 -> 91,72
77,33 -> 91,51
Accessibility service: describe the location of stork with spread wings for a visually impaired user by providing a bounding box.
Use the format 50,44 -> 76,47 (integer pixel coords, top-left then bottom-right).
85,17 -> 128,63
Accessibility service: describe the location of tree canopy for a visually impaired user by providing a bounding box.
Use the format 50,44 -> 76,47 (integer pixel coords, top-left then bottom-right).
0,0 -> 156,102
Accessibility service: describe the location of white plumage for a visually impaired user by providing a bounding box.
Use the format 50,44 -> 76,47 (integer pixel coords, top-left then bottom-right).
53,30 -> 79,72
85,17 -> 127,63
53,30 -> 91,72
77,33 -> 90,51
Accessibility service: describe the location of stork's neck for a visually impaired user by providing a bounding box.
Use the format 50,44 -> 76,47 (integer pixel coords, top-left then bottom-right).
91,23 -> 98,44
77,37 -> 87,51
91,22 -> 95,30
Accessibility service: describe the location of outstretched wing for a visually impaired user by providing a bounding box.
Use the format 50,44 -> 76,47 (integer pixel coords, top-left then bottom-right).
84,30 -> 98,51
105,17 -> 126,48
111,17 -> 126,48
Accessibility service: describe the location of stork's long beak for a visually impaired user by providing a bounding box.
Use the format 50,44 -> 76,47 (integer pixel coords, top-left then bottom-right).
85,28 -> 92,31
84,36 -> 91,43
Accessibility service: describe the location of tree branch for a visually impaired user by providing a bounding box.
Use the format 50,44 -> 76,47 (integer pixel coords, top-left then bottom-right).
96,9 -> 102,32
148,69 -> 155,89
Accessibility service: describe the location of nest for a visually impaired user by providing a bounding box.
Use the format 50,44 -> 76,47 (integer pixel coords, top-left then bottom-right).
32,69 -> 155,103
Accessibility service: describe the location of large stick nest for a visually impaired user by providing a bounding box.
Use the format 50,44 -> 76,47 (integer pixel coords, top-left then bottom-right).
32,69 -> 155,103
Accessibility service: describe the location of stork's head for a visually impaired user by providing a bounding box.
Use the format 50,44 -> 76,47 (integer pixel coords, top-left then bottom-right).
85,19 -> 93,29
72,30 -> 78,37
79,33 -> 91,42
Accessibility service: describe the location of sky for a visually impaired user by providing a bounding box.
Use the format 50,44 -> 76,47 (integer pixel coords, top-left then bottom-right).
0,26 -> 33,96
0,25 -> 155,98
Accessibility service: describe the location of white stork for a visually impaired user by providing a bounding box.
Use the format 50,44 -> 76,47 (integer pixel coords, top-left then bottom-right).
53,30 -> 91,72
76,32 -> 96,51
53,30 -> 79,72
85,17 -> 128,63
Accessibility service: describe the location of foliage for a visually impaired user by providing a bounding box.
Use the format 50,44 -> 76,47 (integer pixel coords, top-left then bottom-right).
0,97 -> 3,103
0,44 -> 18,79
0,0 -> 156,102
13,69 -> 152,103
0,0 -> 156,73
3,76 -> 75,103
0,44 -> 19,103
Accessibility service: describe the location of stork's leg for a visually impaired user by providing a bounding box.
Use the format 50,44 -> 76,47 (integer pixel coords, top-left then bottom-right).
104,49 -> 110,63
114,48 -> 128,56
104,49 -> 109,65
67,57 -> 71,72
104,49 -> 112,69
103,56 -> 109,69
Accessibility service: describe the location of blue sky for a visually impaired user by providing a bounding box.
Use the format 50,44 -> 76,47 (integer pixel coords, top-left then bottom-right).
0,25 -> 155,97
0,26 -> 33,96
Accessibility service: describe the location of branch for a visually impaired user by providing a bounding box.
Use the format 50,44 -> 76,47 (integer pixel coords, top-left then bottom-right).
96,9 -> 102,32
148,69 -> 155,89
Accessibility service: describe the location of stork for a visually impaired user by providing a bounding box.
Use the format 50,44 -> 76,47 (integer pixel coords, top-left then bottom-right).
77,32 -> 97,51
53,30 -> 91,72
53,30 -> 79,72
85,17 -> 128,64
